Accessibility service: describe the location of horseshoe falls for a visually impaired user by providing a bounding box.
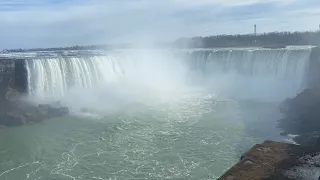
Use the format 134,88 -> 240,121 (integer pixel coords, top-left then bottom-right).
185,48 -> 311,100
0,47 -> 315,180
26,48 -> 311,101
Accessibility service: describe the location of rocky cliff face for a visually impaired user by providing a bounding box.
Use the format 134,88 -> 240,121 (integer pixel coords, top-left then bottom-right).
278,88 -> 320,145
0,59 -> 14,118
277,47 -> 320,145
218,141 -> 320,180
306,47 -> 320,89
0,79 -> 69,126
0,78 -> 8,118
1,101 -> 69,126
0,58 -> 69,127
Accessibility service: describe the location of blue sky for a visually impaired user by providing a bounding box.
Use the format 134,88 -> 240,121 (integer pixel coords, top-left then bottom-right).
0,0 -> 319,49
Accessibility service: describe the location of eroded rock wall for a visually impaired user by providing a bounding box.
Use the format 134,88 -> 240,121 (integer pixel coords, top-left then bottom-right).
218,141 -> 320,180
306,46 -> 320,89
0,59 -> 15,118
278,47 -> 320,145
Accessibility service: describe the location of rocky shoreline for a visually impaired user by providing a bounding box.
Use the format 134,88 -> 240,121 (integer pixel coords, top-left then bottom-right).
0,100 -> 69,127
0,66 -> 69,127
0,85 -> 69,127
278,88 -> 320,146
218,141 -> 320,180
218,88 -> 320,179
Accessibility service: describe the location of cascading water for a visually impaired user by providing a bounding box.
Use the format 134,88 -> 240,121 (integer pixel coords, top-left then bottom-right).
25,47 -> 312,101
187,48 -> 310,81
26,56 -> 127,97
0,47 -> 315,180
184,47 -> 312,100
25,51 -> 190,108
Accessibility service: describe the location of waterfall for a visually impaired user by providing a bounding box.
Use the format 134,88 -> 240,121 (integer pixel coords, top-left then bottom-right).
186,48 -> 311,83
25,47 -> 313,100
25,51 -> 187,99
26,56 -> 128,98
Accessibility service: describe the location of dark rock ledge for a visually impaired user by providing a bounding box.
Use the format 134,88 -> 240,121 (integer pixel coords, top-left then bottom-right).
219,88 -> 320,180
218,140 -> 320,180
0,100 -> 69,127
0,75 -> 69,127
278,88 -> 320,146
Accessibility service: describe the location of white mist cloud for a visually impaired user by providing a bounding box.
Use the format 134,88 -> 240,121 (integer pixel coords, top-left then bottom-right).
0,0 -> 319,49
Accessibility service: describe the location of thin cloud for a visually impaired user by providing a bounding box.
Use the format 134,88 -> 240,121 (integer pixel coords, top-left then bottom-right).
0,0 -> 319,48
172,0 -> 296,7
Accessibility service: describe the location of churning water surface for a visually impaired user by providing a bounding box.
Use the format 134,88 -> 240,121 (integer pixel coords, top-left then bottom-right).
0,48 -> 312,179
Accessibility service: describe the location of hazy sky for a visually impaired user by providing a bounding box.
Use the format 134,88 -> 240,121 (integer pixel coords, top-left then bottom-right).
0,0 -> 319,49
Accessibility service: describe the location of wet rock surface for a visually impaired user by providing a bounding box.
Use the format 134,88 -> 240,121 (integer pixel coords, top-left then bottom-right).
278,88 -> 320,145
222,98 -> 320,180
268,143 -> 320,180
0,101 -> 69,127
0,75 -> 69,127
218,141 -> 320,180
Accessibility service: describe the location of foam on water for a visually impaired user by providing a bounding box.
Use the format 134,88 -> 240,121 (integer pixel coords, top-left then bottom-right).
285,153 -> 320,180
1,91 -> 256,180
24,47 -> 312,104
0,47 -> 314,179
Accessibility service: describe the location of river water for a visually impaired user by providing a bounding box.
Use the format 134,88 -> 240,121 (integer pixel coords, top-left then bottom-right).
0,47 -> 312,179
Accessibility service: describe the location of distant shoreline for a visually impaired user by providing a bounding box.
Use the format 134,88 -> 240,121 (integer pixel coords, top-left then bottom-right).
3,30 -> 320,52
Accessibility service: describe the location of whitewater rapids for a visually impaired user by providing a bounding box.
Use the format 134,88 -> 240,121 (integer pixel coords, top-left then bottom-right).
23,47 -> 312,103
0,47 -> 314,180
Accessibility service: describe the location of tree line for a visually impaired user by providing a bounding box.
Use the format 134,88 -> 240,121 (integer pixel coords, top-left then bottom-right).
3,31 -> 320,52
174,31 -> 320,48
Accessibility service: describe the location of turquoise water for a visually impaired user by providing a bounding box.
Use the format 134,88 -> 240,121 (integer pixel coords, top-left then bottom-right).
0,91 -> 283,180
0,48 -> 308,179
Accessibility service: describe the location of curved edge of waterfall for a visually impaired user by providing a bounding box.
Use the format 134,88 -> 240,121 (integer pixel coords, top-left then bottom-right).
2,46 -> 320,131
276,47 -> 320,146
24,46 -> 315,101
